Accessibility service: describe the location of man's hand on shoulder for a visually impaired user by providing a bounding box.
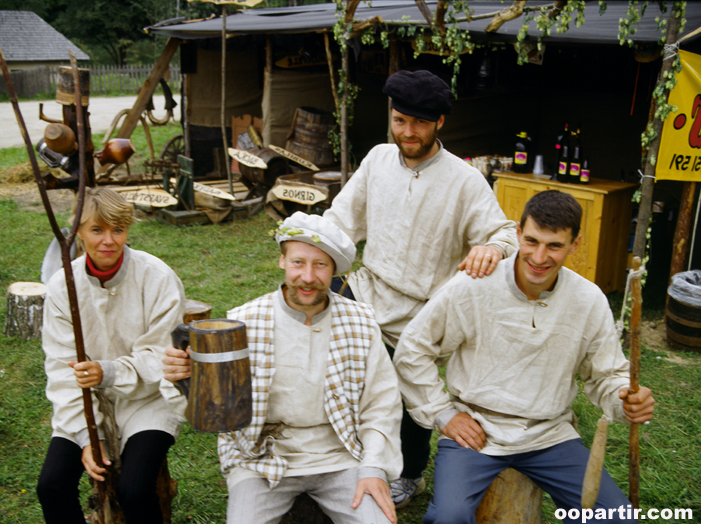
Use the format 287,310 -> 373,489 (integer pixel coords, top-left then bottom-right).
441,412 -> 487,450
352,477 -> 396,523
619,386 -> 655,424
458,245 -> 503,279
163,346 -> 191,383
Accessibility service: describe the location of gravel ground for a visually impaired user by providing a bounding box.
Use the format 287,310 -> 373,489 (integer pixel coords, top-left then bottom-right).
0,95 -> 175,149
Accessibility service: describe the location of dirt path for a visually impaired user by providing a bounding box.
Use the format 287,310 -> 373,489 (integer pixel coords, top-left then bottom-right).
0,95 -> 176,149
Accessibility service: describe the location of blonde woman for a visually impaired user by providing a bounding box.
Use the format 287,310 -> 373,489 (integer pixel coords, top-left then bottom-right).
37,188 -> 185,524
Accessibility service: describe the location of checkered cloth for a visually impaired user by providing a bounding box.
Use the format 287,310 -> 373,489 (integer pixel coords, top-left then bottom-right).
217,292 -> 376,487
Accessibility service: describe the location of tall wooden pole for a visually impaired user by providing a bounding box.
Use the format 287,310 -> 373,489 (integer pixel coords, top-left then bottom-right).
632,8 -> 683,259
0,48 -> 106,521
221,6 -> 233,195
668,182 -> 697,287
629,256 -> 643,508
387,40 -> 400,144
341,41 -> 349,187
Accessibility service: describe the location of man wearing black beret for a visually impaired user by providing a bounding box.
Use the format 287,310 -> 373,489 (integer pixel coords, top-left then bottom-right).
324,69 -> 518,508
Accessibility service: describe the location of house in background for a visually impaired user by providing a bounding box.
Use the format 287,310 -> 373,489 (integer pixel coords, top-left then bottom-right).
0,10 -> 89,71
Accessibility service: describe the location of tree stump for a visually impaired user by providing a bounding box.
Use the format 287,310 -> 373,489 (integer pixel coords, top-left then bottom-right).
184,299 -> 212,324
4,282 -> 47,339
476,468 -> 543,524
157,458 -> 178,523
280,493 -> 333,524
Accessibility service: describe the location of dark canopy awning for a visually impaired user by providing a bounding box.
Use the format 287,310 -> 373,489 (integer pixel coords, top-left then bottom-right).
146,1 -> 701,46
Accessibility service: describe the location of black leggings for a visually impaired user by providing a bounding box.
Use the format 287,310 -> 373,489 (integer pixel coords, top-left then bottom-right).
36,431 -> 175,524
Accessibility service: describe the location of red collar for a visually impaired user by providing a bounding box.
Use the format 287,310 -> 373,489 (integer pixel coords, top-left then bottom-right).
86,252 -> 124,284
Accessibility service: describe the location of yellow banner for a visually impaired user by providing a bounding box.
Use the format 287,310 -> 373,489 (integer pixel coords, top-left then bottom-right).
658,50 -> 701,181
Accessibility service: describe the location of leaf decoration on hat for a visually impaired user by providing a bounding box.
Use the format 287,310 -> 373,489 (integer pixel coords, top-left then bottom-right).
271,220 -> 304,238
311,235 -> 321,243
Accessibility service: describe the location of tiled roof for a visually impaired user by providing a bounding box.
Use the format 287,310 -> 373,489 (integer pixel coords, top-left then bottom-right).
0,10 -> 90,62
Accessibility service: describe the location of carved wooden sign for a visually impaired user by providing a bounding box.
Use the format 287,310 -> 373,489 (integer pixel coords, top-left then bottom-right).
268,145 -> 320,171
193,182 -> 236,201
228,148 -> 268,169
271,184 -> 327,205
169,178 -> 237,202
122,188 -> 178,207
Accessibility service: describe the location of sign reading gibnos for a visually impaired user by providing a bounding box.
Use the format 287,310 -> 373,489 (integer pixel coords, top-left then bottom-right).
659,50 -> 701,181
271,184 -> 327,205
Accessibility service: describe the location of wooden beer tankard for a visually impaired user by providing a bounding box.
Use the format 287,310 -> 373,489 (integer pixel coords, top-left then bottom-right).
171,319 -> 252,432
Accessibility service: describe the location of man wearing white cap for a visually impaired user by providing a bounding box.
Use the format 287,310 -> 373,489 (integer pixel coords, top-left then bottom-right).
324,69 -> 518,507
163,212 -> 403,524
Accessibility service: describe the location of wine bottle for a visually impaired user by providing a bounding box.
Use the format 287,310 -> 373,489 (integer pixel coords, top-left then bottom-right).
555,122 -> 569,170
580,156 -> 590,184
514,131 -> 531,173
558,143 -> 570,183
568,129 -> 582,184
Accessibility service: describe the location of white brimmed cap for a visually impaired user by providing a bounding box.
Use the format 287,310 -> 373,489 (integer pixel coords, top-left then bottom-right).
275,212 -> 356,274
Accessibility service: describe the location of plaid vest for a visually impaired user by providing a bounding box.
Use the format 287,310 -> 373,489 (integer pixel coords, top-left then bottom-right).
217,291 -> 376,487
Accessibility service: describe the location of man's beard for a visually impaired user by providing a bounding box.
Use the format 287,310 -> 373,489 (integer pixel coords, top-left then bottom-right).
393,125 -> 438,160
287,285 -> 327,308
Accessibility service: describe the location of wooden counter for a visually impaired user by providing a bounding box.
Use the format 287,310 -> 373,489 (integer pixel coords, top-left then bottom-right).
493,172 -> 638,294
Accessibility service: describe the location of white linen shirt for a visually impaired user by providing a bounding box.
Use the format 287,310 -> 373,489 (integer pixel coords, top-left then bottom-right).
226,287 -> 403,487
324,142 -> 518,348
394,253 -> 631,455
42,246 -> 186,451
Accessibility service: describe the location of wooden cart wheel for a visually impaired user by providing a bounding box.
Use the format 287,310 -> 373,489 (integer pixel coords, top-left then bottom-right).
160,134 -> 184,164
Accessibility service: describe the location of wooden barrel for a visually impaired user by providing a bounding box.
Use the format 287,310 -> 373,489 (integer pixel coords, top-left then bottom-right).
285,107 -> 336,169
185,319 -> 253,433
239,147 -> 290,190
666,295 -> 701,353
476,468 -> 543,524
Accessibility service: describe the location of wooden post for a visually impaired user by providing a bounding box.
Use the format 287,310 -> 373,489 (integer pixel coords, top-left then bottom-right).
340,42 -> 349,187
183,299 -> 212,324
668,182 -> 697,287
629,256 -> 643,508
387,39 -> 400,144
632,9 -> 683,260
4,282 -> 46,340
221,7 -> 233,196
115,38 -> 180,142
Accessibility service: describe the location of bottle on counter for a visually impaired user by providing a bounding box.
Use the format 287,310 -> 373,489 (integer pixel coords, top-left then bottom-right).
558,141 -> 570,182
568,128 -> 582,184
555,122 -> 569,170
580,156 -> 590,184
513,131 -> 531,173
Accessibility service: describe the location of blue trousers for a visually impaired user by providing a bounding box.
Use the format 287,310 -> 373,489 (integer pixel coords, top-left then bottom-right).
425,438 -> 636,524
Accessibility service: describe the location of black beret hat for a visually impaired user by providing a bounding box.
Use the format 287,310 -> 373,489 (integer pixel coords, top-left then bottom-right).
383,70 -> 452,122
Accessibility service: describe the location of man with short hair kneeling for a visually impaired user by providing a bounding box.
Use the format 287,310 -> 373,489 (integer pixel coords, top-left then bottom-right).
163,212 -> 402,524
393,190 -> 655,524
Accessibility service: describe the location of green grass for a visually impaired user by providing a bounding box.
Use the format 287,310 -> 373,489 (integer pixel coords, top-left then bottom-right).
0,197 -> 699,523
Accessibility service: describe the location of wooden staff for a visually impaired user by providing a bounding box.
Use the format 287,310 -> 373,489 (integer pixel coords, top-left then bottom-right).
629,256 -> 643,508
0,48 -> 106,521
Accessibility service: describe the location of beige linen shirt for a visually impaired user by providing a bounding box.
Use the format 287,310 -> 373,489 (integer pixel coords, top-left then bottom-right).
43,246 -> 186,451
394,253 -> 630,455
225,287 -> 403,488
324,143 -> 518,348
